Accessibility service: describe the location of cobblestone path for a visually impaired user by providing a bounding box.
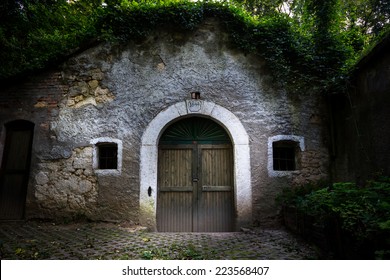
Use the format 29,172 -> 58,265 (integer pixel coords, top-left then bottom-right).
0,221 -> 318,260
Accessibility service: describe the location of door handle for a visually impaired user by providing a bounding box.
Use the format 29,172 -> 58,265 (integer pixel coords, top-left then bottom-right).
192,178 -> 198,182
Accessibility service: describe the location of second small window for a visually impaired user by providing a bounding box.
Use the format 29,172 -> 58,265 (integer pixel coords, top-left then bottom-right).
272,141 -> 298,171
97,143 -> 118,169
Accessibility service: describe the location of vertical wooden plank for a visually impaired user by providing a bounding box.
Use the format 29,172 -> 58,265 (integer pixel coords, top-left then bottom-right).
4,130 -> 32,171
200,191 -> 233,231
0,124 -> 34,220
158,148 -> 192,188
199,145 -> 234,232
157,192 -> 193,232
0,175 -> 25,220
157,148 -> 194,232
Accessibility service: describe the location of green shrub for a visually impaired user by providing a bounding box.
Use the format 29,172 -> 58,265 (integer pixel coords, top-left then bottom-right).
278,177 -> 390,258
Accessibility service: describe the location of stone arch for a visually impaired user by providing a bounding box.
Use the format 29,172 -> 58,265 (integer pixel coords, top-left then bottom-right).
139,101 -> 252,231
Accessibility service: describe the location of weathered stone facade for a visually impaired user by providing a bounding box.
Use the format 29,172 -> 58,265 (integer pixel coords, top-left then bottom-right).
34,147 -> 98,218
0,19 -> 329,228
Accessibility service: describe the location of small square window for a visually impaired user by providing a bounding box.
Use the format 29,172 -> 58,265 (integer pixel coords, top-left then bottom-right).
97,143 -> 118,169
273,141 -> 297,171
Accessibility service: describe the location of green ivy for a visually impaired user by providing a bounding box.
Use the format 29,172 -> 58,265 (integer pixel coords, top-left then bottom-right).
0,0 -> 370,94
95,1 -> 359,93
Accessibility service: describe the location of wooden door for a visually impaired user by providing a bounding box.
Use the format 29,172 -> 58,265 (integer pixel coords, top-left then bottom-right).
198,145 -> 234,231
0,120 -> 34,220
157,117 -> 234,232
157,146 -> 194,232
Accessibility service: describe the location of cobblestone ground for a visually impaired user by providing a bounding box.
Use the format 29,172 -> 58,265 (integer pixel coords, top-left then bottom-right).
0,221 -> 319,260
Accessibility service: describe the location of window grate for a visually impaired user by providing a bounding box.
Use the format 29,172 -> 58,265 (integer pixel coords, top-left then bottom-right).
272,142 -> 297,171
98,144 -> 118,169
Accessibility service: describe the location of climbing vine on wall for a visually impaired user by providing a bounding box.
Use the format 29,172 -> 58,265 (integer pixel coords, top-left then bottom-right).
0,0 -> 387,94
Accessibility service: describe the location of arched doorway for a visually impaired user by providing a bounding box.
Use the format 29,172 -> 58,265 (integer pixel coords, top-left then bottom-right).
0,120 -> 34,220
139,101 -> 252,232
157,117 -> 234,232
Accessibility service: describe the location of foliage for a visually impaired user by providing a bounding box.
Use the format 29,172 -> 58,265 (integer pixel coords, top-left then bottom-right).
279,177 -> 390,258
231,0 -> 390,37
0,0 -> 389,94
0,0 -> 103,80
340,0 -> 390,37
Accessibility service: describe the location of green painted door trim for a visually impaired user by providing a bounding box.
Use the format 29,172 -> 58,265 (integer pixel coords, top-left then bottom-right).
159,117 -> 231,145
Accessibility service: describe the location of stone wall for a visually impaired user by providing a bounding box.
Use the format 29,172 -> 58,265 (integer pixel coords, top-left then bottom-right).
34,147 -> 98,220
63,68 -> 115,108
0,18 -> 330,227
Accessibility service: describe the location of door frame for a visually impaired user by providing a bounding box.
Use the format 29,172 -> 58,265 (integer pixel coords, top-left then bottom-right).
140,101 -> 252,231
0,120 -> 35,220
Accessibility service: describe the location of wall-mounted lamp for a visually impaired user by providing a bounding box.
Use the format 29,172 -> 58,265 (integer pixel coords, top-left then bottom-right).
190,91 -> 201,99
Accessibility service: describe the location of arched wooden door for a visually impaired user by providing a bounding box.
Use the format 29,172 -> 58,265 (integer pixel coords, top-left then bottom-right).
157,117 -> 234,232
0,120 -> 34,220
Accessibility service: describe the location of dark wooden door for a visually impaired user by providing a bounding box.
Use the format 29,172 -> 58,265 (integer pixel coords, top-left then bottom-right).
198,145 -> 234,232
0,120 -> 34,220
157,117 -> 234,232
157,146 -> 194,232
